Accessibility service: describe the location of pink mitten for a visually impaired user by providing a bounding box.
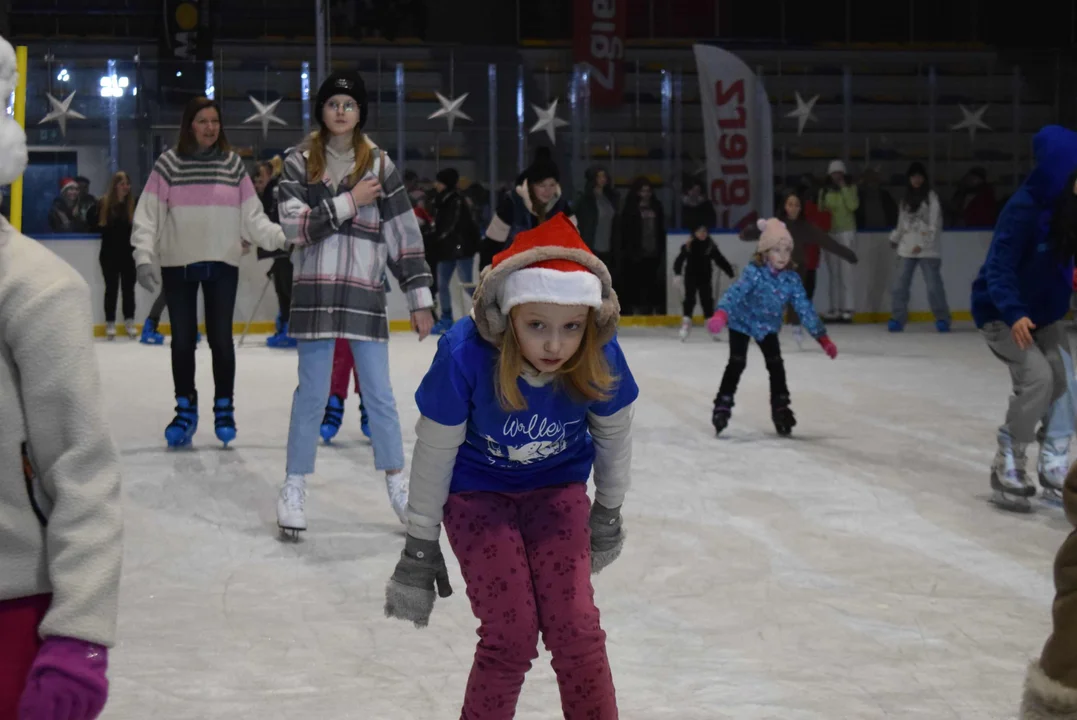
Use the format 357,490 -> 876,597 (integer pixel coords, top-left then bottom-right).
818,335 -> 838,359
707,310 -> 728,335
18,637 -> 108,720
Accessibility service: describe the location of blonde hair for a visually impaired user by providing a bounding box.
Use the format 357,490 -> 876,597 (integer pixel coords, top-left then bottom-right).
495,307 -> 616,412
305,127 -> 373,185
258,155 -> 283,180
98,171 -> 134,226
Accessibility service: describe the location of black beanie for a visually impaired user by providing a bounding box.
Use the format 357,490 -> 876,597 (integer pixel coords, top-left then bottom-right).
906,161 -> 927,180
525,146 -> 560,185
436,168 -> 459,189
316,70 -> 369,130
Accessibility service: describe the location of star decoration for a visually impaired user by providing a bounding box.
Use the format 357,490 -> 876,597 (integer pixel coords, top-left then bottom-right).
38,91 -> 86,137
529,99 -> 569,145
243,96 -> 288,139
951,104 -> 991,142
785,92 -> 819,136
428,92 -> 472,133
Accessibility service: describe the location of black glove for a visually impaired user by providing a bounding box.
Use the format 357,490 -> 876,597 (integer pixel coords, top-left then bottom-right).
384,535 -> 453,628
589,502 -> 624,574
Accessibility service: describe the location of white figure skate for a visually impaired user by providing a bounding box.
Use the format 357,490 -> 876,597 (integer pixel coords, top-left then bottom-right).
277,475 -> 307,541
990,440 -> 1035,513
385,469 -> 409,525
1038,435 -> 1069,506
679,317 -> 691,342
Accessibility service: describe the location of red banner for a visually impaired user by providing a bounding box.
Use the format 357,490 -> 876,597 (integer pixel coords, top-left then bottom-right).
573,0 -> 626,108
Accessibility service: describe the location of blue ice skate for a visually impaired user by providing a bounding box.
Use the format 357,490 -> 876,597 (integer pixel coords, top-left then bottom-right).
887,319 -> 904,333
359,397 -> 371,438
320,394 -> 345,444
165,395 -> 198,448
140,317 -> 165,345
267,313 -> 298,348
936,319 -> 951,333
431,311 -> 454,335
213,397 -> 237,447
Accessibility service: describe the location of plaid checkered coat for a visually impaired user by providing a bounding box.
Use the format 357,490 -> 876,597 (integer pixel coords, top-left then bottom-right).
279,142 -> 433,342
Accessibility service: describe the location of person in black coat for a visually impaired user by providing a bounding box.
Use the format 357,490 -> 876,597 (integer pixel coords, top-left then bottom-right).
431,168 -> 480,333
620,177 -> 667,314
254,157 -> 296,348
95,171 -> 138,339
673,203 -> 735,340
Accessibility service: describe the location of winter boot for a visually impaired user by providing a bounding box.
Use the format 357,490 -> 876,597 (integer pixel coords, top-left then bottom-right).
213,397 -> 237,447
990,434 -> 1035,512
276,474 -> 307,540
359,397 -> 371,438
712,395 -> 734,436
105,322 -> 116,341
1037,430 -> 1069,505
679,316 -> 691,342
165,394 -> 198,448
140,317 -> 165,345
772,394 -> 797,437
320,394 -> 345,444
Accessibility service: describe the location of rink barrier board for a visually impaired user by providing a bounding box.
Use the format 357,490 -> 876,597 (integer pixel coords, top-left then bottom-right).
39,230 -> 993,334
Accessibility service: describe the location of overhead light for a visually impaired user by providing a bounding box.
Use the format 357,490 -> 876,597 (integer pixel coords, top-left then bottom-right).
99,74 -> 130,98
56,69 -> 70,82
176,71 -> 183,77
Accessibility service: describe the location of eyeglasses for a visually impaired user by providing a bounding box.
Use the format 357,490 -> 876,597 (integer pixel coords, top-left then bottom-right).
326,100 -> 358,114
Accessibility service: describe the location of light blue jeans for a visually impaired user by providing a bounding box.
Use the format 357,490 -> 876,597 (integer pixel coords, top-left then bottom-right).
286,339 -> 405,474
1045,345 -> 1077,440
891,257 -> 951,325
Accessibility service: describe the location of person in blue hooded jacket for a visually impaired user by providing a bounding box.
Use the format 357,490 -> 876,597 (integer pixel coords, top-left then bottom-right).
971,125 -> 1077,512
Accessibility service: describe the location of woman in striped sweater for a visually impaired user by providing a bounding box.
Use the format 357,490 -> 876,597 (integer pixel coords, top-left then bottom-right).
274,71 -> 435,537
132,96 -> 289,449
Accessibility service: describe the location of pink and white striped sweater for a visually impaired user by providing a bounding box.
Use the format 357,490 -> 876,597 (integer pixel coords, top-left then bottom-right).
131,148 -> 287,269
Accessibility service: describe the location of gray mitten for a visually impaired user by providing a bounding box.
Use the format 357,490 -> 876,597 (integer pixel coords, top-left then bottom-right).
384,535 -> 453,628
136,264 -> 159,293
589,502 -> 624,574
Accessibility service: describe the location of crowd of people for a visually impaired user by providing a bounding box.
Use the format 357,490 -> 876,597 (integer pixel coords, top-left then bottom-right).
4,27 -> 1077,717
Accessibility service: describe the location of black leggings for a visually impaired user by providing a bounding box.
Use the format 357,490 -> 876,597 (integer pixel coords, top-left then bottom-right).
100,251 -> 136,322
716,330 -> 789,404
682,278 -> 715,319
269,257 -> 293,323
162,262 -> 239,401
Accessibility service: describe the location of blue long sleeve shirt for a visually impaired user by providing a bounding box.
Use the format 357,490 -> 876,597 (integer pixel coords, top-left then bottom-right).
971,125 -> 1077,329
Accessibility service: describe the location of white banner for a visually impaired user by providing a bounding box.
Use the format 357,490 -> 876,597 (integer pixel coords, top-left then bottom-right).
693,44 -> 773,230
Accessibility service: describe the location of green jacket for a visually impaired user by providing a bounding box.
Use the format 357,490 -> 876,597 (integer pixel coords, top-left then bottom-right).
820,185 -> 860,233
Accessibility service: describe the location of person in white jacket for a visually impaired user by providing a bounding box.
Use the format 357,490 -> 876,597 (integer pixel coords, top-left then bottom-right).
0,35 -> 123,720
888,162 -> 952,332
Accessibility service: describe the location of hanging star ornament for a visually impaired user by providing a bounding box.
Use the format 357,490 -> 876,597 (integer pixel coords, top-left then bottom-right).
785,92 -> 819,136
428,92 -> 472,133
951,104 -> 991,142
38,91 -> 86,137
243,96 -> 288,139
529,99 -> 569,145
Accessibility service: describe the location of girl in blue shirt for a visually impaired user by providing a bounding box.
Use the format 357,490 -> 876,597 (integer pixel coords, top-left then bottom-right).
384,213 -> 637,719
707,218 -> 838,436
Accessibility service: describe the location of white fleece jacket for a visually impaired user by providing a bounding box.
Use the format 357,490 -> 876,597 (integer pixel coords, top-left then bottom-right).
0,216 -> 123,646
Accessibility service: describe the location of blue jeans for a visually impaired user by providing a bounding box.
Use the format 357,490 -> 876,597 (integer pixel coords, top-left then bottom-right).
286,339 -> 405,474
890,257 -> 951,325
437,257 -> 475,320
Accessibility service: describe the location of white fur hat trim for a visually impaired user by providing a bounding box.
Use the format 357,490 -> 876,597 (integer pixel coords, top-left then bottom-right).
498,267 -> 603,315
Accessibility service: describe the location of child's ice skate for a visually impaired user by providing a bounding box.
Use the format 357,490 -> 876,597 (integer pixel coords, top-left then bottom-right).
1037,433 -> 1069,506
679,316 -> 691,342
772,394 -> 796,437
792,325 -> 804,349
277,475 -> 307,541
990,438 -> 1035,513
712,395 -> 733,436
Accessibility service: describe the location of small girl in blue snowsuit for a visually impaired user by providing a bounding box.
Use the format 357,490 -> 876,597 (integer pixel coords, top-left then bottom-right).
707,218 -> 838,436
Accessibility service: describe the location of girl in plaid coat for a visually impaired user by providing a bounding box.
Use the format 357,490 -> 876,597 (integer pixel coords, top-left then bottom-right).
274,70 -> 435,537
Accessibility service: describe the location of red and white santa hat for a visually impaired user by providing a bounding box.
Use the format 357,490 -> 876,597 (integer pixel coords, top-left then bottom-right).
494,215 -> 604,314
59,177 -> 79,193
472,213 -> 620,347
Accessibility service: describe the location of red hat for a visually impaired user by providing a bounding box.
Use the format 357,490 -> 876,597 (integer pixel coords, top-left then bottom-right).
492,214 -> 603,313
59,177 -> 78,193
471,213 -> 621,347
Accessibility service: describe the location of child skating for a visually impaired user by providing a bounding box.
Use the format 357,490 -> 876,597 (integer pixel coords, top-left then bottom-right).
384,214 -> 637,719
673,215 -> 735,341
707,218 -> 838,436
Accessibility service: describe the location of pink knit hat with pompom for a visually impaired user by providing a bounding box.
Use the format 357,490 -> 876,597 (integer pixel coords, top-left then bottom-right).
756,218 -> 793,254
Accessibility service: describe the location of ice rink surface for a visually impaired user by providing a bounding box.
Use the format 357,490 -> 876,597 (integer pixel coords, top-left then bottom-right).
94,323 -> 1068,719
